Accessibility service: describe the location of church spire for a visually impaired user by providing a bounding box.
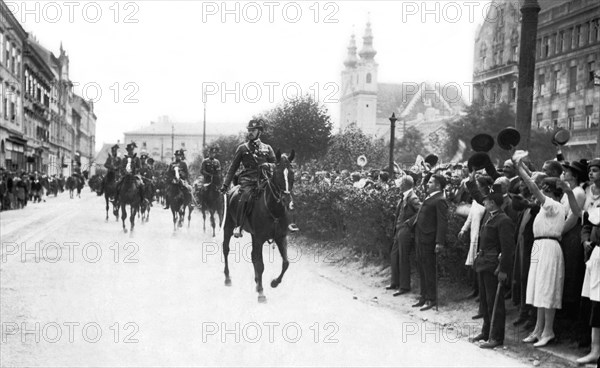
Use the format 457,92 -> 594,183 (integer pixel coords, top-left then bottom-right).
343,33 -> 358,68
358,20 -> 376,61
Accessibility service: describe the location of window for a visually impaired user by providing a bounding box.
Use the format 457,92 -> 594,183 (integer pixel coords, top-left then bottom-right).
556,31 -> 563,53
536,113 -> 543,128
585,105 -> 594,128
552,70 -> 559,93
510,81 -> 517,102
567,108 -> 575,130
366,73 -> 372,83
142,141 -> 147,149
569,65 -> 577,93
5,42 -> 10,71
499,50 -> 504,64
588,61 -> 596,86
181,142 -> 185,148
574,25 -> 581,48
512,45 -> 518,62
0,33 -> 3,65
538,74 -> 545,96
543,37 -> 549,57
552,110 -> 559,128
536,39 -> 542,58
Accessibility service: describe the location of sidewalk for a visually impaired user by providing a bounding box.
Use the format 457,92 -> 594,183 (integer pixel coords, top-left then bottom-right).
294,237 -> 590,368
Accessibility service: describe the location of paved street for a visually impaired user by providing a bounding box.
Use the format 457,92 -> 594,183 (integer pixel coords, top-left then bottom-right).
1,191 -> 526,367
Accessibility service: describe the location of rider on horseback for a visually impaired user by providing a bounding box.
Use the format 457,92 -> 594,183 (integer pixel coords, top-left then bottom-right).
220,119 -> 287,238
139,152 -> 155,204
201,146 -> 222,184
97,144 -> 121,196
72,153 -> 84,185
163,149 -> 194,210
115,142 -> 145,203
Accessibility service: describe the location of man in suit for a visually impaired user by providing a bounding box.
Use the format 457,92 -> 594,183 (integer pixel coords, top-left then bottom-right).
412,173 -> 449,311
471,189 -> 515,349
502,160 -> 521,195
386,175 -> 421,295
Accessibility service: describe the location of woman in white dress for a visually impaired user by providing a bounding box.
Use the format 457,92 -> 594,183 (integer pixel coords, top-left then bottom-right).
516,158 -> 566,347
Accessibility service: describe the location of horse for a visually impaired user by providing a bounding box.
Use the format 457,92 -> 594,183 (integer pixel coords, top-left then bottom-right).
66,175 -> 83,198
103,171 -> 120,221
198,174 -> 224,237
30,176 -> 44,203
118,172 -> 143,233
167,167 -> 191,231
140,177 -> 155,222
222,149 -> 295,303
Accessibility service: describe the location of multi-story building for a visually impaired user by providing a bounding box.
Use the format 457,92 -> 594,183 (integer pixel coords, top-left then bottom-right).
473,0 -> 599,160
72,94 -> 96,173
0,1 -> 27,171
123,118 -> 220,164
23,36 -> 53,173
340,22 -> 466,154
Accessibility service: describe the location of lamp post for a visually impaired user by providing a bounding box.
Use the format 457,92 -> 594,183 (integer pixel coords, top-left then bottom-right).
388,113 -> 397,179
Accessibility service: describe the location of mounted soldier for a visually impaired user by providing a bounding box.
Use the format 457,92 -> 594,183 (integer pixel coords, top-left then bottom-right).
201,146 -> 222,185
98,144 -> 121,196
220,119 -> 298,237
163,149 -> 194,210
72,153 -> 84,186
116,142 -> 145,203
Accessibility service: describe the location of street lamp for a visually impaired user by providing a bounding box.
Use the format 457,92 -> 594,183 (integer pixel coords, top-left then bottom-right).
388,113 -> 397,179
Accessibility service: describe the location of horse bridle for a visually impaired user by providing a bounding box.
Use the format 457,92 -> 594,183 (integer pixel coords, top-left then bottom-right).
260,166 -> 294,221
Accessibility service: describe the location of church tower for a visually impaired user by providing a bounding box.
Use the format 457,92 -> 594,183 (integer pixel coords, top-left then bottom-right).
340,21 -> 378,135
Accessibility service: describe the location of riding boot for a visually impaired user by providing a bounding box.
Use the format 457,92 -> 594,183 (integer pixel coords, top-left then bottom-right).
234,197 -> 246,238
163,197 -> 170,210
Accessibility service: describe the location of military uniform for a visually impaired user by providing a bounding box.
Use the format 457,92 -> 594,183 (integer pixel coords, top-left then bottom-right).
116,143 -> 145,202
98,146 -> 121,195
164,150 -> 194,209
201,157 -> 221,184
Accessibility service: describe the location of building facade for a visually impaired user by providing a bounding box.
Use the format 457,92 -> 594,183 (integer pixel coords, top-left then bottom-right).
473,0 -> 599,159
0,3 -> 96,175
123,120 -> 219,164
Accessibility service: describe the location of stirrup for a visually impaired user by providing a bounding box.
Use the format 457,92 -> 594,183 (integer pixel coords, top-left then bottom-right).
288,223 -> 300,232
233,226 -> 243,238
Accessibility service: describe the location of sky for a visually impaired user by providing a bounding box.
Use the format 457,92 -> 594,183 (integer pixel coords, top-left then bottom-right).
11,0 -> 496,151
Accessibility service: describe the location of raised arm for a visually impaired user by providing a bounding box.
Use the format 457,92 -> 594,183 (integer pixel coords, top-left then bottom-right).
516,159 -> 546,206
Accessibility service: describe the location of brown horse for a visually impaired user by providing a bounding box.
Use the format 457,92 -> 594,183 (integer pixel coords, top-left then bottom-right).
118,173 -> 143,233
222,149 -> 295,303
140,177 -> 154,222
168,167 -> 192,232
198,174 -> 224,237
66,175 -> 82,199
103,171 -> 120,221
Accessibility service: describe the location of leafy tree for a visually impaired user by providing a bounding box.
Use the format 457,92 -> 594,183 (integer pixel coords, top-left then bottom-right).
394,126 -> 427,168
255,95 -> 332,165
321,123 -> 387,172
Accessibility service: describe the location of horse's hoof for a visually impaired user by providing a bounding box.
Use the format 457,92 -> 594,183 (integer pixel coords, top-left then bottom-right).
270,279 -> 280,288
258,295 -> 267,303
224,279 -> 232,287
123,229 -> 128,233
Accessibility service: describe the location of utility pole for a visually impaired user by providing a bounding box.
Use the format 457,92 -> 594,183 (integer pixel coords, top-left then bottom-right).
171,124 -> 174,159
515,0 -> 541,150
388,113 -> 397,179
203,101 -> 207,156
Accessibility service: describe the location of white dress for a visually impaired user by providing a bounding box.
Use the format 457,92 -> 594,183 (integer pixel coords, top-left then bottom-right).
581,185 -> 600,302
526,197 -> 565,309
461,201 -> 485,266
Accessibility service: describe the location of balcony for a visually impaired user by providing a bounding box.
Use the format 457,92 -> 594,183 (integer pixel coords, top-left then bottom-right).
566,127 -> 599,146
473,64 -> 519,84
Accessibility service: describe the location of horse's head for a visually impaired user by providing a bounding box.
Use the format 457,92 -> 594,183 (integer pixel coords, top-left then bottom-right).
126,157 -> 132,174
273,149 -> 295,210
173,166 -> 180,183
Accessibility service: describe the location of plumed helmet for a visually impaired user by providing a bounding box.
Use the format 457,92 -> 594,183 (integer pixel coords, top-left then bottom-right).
126,142 -> 137,150
247,119 -> 264,131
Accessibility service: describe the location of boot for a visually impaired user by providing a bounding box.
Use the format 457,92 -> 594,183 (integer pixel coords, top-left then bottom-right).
234,197 -> 246,238
163,198 -> 170,210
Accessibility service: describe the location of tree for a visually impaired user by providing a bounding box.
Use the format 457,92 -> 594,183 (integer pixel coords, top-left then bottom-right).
321,123 -> 387,171
256,95 -> 332,165
394,126 -> 427,168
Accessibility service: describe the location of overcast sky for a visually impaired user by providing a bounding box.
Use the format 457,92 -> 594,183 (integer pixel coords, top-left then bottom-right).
12,0 -> 495,150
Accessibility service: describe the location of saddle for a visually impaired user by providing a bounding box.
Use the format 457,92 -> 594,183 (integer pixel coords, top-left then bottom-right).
227,185 -> 261,234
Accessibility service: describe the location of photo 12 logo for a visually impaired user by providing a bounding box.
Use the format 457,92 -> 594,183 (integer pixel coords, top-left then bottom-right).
201,2 -> 340,24
202,81 -> 339,104
1,241 -> 140,264
202,321 -> 339,343
5,1 -> 140,24
1,321 -> 139,343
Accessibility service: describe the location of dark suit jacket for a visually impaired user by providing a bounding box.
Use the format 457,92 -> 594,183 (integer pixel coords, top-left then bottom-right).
394,190 -> 421,235
414,192 -> 448,246
474,210 -> 515,274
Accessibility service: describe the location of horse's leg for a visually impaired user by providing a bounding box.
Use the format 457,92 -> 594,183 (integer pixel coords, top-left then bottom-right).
251,236 -> 266,303
130,204 -> 137,232
187,205 -> 192,228
271,236 -> 290,288
210,209 -> 216,237
223,219 -> 234,286
121,203 -> 128,233
202,208 -> 206,232
105,196 -> 109,221
171,208 -> 177,232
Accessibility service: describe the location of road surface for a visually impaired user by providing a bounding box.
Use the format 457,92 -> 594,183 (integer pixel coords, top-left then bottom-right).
0,190 -> 527,367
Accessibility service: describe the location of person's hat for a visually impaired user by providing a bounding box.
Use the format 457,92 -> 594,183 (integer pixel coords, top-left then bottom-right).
471,134 -> 494,152
562,160 -> 588,181
247,119 -> 264,130
588,158 -> 600,170
468,152 -> 492,171
209,145 -> 220,153
140,152 -> 148,159
551,128 -> 570,146
497,127 -> 521,150
175,149 -> 184,156
126,142 -> 137,150
424,154 -> 438,168
147,158 -> 154,165
111,144 -> 119,150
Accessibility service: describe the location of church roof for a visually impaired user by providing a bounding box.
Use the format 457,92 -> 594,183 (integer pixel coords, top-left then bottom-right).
375,82 -> 466,122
